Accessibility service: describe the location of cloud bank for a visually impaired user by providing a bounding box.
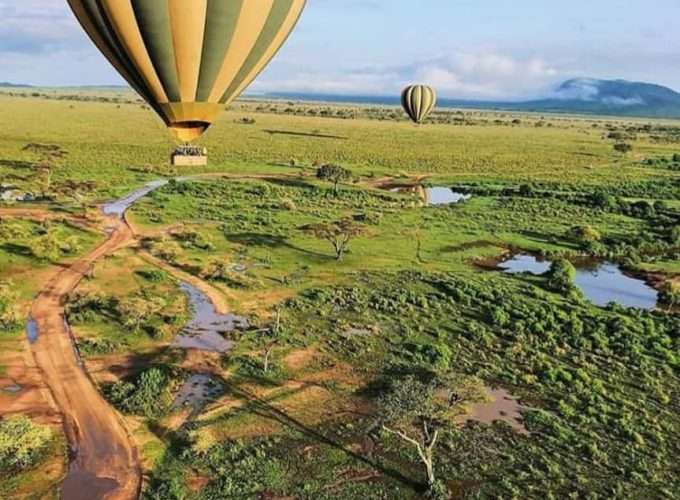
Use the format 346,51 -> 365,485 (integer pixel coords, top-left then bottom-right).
252,51 -> 561,100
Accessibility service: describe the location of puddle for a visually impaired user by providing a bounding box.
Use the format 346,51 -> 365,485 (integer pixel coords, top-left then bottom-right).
102,180 -> 168,217
466,388 -> 528,435
61,467 -> 119,500
1,384 -> 22,394
500,254 -> 659,310
26,316 -> 39,344
426,187 -> 472,206
172,374 -> 223,413
173,282 -> 248,353
391,185 -> 471,206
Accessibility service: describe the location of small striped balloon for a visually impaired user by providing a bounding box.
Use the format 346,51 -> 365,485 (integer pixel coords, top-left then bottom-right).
401,85 -> 437,124
68,0 -> 307,142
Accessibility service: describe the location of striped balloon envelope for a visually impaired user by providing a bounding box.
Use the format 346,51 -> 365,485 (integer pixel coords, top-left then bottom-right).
401,85 -> 437,124
67,0 -> 307,142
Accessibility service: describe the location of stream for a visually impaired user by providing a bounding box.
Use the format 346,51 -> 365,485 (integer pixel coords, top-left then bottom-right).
173,282 -> 249,353
102,179 -> 168,217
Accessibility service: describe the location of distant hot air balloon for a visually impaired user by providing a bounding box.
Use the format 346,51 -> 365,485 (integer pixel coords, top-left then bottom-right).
401,85 -> 437,124
68,0 -> 307,143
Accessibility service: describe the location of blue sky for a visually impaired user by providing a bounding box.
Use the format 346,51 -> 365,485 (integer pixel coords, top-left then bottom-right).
2,0 -> 680,100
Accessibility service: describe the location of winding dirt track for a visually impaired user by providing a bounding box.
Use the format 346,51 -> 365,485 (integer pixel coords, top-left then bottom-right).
2,172 -> 411,499
29,214 -> 140,500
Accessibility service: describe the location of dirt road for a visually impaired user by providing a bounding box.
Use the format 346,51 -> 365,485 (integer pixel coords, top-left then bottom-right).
29,214 -> 140,500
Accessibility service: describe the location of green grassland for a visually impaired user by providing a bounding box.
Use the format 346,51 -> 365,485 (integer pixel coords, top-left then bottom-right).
1,93 -> 679,499
2,91 -> 680,200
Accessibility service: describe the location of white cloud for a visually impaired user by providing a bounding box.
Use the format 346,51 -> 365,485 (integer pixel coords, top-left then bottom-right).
253,51 -> 563,100
0,0 -> 82,55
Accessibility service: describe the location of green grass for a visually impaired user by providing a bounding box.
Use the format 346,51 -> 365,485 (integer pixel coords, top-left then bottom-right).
2,93 -> 680,203
1,93 -> 679,499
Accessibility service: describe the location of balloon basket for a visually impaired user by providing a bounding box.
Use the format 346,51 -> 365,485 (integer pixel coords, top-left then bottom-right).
171,145 -> 208,167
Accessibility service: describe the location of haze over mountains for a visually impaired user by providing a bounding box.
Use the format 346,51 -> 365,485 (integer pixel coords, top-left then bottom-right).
270,79 -> 680,119
4,79 -> 680,119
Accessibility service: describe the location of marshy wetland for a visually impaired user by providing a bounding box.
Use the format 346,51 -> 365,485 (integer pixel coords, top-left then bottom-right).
1,91 -> 679,499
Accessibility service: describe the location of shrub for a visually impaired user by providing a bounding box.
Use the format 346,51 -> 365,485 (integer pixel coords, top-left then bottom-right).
546,259 -> 576,293
106,367 -> 176,418
0,417 -> 52,472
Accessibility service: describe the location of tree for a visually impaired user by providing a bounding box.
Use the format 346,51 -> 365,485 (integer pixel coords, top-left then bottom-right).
32,228 -> 62,262
547,259 -> 577,293
376,374 -> 484,492
613,142 -> 633,155
0,416 -> 52,472
262,306 -> 283,374
22,143 -> 67,196
0,281 -> 20,331
118,292 -> 166,333
567,225 -> 602,243
316,164 -> 352,195
302,218 -> 367,260
0,219 -> 28,241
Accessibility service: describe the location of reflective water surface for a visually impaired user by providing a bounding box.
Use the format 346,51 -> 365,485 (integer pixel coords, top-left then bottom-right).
500,254 -> 659,310
173,282 -> 249,353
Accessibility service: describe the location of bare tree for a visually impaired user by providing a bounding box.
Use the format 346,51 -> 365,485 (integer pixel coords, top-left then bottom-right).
262,306 -> 283,374
377,374 -> 484,491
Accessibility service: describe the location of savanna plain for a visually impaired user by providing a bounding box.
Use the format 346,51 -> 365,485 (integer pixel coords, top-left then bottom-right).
0,89 -> 679,499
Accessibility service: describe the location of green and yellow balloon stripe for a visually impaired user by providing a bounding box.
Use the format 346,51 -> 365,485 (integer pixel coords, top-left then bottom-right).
68,0 -> 306,142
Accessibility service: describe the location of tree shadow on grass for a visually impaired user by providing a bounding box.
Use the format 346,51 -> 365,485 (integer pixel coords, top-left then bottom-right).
263,129 -> 348,140
224,232 -> 331,260
195,380 -> 422,491
262,177 -> 317,190
0,242 -> 33,257
0,159 -> 34,170
440,240 -> 505,253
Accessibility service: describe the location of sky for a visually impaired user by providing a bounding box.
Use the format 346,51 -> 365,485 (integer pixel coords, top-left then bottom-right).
2,0 -> 680,100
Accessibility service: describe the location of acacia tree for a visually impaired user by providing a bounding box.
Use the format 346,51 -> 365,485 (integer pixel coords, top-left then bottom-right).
316,164 -> 352,195
118,292 -> 166,333
303,218 -> 367,260
377,374 -> 484,492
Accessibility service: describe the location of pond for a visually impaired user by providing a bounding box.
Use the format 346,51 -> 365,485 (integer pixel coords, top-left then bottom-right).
500,254 -> 659,310
173,282 -> 249,353
391,185 -> 471,206
172,373 -> 223,414
427,187 -> 472,206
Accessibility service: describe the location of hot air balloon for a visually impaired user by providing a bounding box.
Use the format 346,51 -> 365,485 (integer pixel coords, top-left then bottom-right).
68,0 -> 307,143
401,85 -> 437,124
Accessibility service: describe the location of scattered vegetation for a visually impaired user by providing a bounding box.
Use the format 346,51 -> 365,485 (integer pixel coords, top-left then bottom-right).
0,417 -> 52,473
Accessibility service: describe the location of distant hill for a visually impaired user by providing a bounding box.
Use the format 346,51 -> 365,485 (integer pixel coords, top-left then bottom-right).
269,79 -> 680,119
0,82 -> 32,88
506,79 -> 680,118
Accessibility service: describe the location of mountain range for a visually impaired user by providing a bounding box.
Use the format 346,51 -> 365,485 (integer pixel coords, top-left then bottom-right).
269,79 -> 680,119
